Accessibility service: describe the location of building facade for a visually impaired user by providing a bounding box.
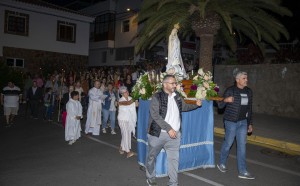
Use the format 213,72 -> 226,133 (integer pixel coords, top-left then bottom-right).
0,0 -> 94,72
81,0 -> 199,67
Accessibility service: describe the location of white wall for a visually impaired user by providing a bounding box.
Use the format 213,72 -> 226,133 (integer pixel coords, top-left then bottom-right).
114,0 -> 141,48
0,0 -> 94,56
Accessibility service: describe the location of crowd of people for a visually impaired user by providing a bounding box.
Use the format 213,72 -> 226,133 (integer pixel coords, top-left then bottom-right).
1,63 -> 255,185
1,64 -> 166,148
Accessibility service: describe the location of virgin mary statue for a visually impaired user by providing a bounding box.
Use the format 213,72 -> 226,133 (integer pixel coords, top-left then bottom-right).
166,23 -> 187,79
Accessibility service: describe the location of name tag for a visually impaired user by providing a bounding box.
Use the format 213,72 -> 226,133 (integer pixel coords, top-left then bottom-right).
240,93 -> 248,105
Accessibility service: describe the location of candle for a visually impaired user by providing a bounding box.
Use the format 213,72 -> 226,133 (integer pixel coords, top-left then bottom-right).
152,71 -> 155,81
157,74 -> 159,82
192,70 -> 194,76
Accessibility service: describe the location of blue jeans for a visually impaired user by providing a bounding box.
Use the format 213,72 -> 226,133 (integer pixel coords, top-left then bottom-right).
102,109 -> 116,130
44,105 -> 53,120
219,119 -> 247,174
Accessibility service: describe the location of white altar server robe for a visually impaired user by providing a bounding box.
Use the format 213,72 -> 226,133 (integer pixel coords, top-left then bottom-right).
65,99 -> 82,141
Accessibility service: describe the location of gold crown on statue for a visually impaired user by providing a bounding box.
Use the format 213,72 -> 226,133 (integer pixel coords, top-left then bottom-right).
174,23 -> 180,30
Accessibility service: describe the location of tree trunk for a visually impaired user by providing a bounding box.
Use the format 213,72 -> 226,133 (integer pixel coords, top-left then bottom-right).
191,12 -> 220,72
199,34 -> 214,72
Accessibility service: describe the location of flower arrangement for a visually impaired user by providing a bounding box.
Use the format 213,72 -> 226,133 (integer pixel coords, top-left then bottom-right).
130,68 -> 218,101
131,72 -> 155,100
188,68 -> 219,100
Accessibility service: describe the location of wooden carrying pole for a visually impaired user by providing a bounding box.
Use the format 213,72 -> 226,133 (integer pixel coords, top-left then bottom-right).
57,74 -> 64,122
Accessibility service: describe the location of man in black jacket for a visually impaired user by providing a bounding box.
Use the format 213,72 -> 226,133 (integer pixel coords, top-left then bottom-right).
27,81 -> 43,119
145,75 -> 202,186
217,71 -> 254,180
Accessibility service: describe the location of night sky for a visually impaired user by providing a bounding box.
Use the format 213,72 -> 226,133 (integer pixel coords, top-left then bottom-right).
44,0 -> 300,40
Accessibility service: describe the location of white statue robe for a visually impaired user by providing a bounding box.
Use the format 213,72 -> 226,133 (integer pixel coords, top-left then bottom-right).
117,96 -> 137,152
65,99 -> 82,141
85,87 -> 103,135
167,28 -> 187,78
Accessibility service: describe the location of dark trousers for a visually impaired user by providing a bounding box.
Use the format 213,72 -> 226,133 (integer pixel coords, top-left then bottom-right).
29,100 -> 40,118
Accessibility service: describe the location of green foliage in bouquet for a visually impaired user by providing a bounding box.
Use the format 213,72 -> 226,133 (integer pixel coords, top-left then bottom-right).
191,68 -> 219,100
131,73 -> 154,100
188,90 -> 196,97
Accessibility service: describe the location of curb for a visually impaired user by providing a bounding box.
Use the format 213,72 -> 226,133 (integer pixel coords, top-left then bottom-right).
214,127 -> 300,156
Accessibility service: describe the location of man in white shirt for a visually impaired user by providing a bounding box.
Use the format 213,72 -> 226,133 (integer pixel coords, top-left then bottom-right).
145,75 -> 202,186
1,82 -> 22,127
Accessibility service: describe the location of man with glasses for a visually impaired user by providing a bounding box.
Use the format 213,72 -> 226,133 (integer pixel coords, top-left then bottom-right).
145,75 -> 202,186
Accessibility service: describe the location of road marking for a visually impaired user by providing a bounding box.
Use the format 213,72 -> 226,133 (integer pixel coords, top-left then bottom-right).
85,134 -> 224,186
214,140 -> 300,177
182,172 -> 224,186
85,132 -> 300,179
85,134 -> 120,150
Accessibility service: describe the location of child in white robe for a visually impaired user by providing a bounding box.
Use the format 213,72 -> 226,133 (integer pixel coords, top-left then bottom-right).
117,86 -> 138,158
65,91 -> 83,145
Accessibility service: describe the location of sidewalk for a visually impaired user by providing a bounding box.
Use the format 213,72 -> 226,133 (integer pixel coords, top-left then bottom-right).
214,109 -> 300,155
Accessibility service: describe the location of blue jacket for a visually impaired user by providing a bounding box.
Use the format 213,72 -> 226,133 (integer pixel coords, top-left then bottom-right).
102,90 -> 117,110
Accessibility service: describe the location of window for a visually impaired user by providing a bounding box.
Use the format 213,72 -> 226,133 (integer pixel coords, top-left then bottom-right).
94,13 -> 115,41
122,20 -> 130,32
6,58 -> 24,68
116,47 -> 134,61
57,21 -> 76,43
4,10 -> 29,36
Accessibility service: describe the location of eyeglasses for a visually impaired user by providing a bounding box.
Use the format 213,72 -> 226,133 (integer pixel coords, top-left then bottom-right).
165,82 -> 178,85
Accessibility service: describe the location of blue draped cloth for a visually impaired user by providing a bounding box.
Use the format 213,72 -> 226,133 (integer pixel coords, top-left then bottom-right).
137,99 -> 215,177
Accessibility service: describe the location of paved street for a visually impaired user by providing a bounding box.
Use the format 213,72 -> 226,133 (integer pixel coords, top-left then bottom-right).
0,105 -> 300,186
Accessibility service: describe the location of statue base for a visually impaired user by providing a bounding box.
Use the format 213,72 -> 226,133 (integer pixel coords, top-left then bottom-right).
182,80 -> 223,104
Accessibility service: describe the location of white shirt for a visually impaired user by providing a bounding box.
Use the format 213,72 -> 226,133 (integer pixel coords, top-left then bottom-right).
162,92 -> 180,132
109,92 -> 116,111
131,72 -> 138,81
32,87 -> 37,95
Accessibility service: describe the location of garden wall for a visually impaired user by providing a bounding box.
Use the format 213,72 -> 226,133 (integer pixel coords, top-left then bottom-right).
214,64 -> 300,119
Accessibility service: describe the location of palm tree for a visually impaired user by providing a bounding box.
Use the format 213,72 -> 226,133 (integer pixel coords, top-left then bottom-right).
135,0 -> 292,72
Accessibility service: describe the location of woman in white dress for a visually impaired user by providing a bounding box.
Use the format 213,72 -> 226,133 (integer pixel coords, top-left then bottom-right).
65,91 -> 83,145
117,86 -> 138,158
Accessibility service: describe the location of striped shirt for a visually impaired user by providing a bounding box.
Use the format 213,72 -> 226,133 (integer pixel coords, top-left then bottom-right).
1,86 -> 21,107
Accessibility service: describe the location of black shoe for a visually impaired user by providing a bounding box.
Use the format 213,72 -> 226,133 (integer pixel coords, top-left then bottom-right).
139,166 -> 146,172
217,164 -> 227,173
146,179 -> 157,186
238,172 -> 255,179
